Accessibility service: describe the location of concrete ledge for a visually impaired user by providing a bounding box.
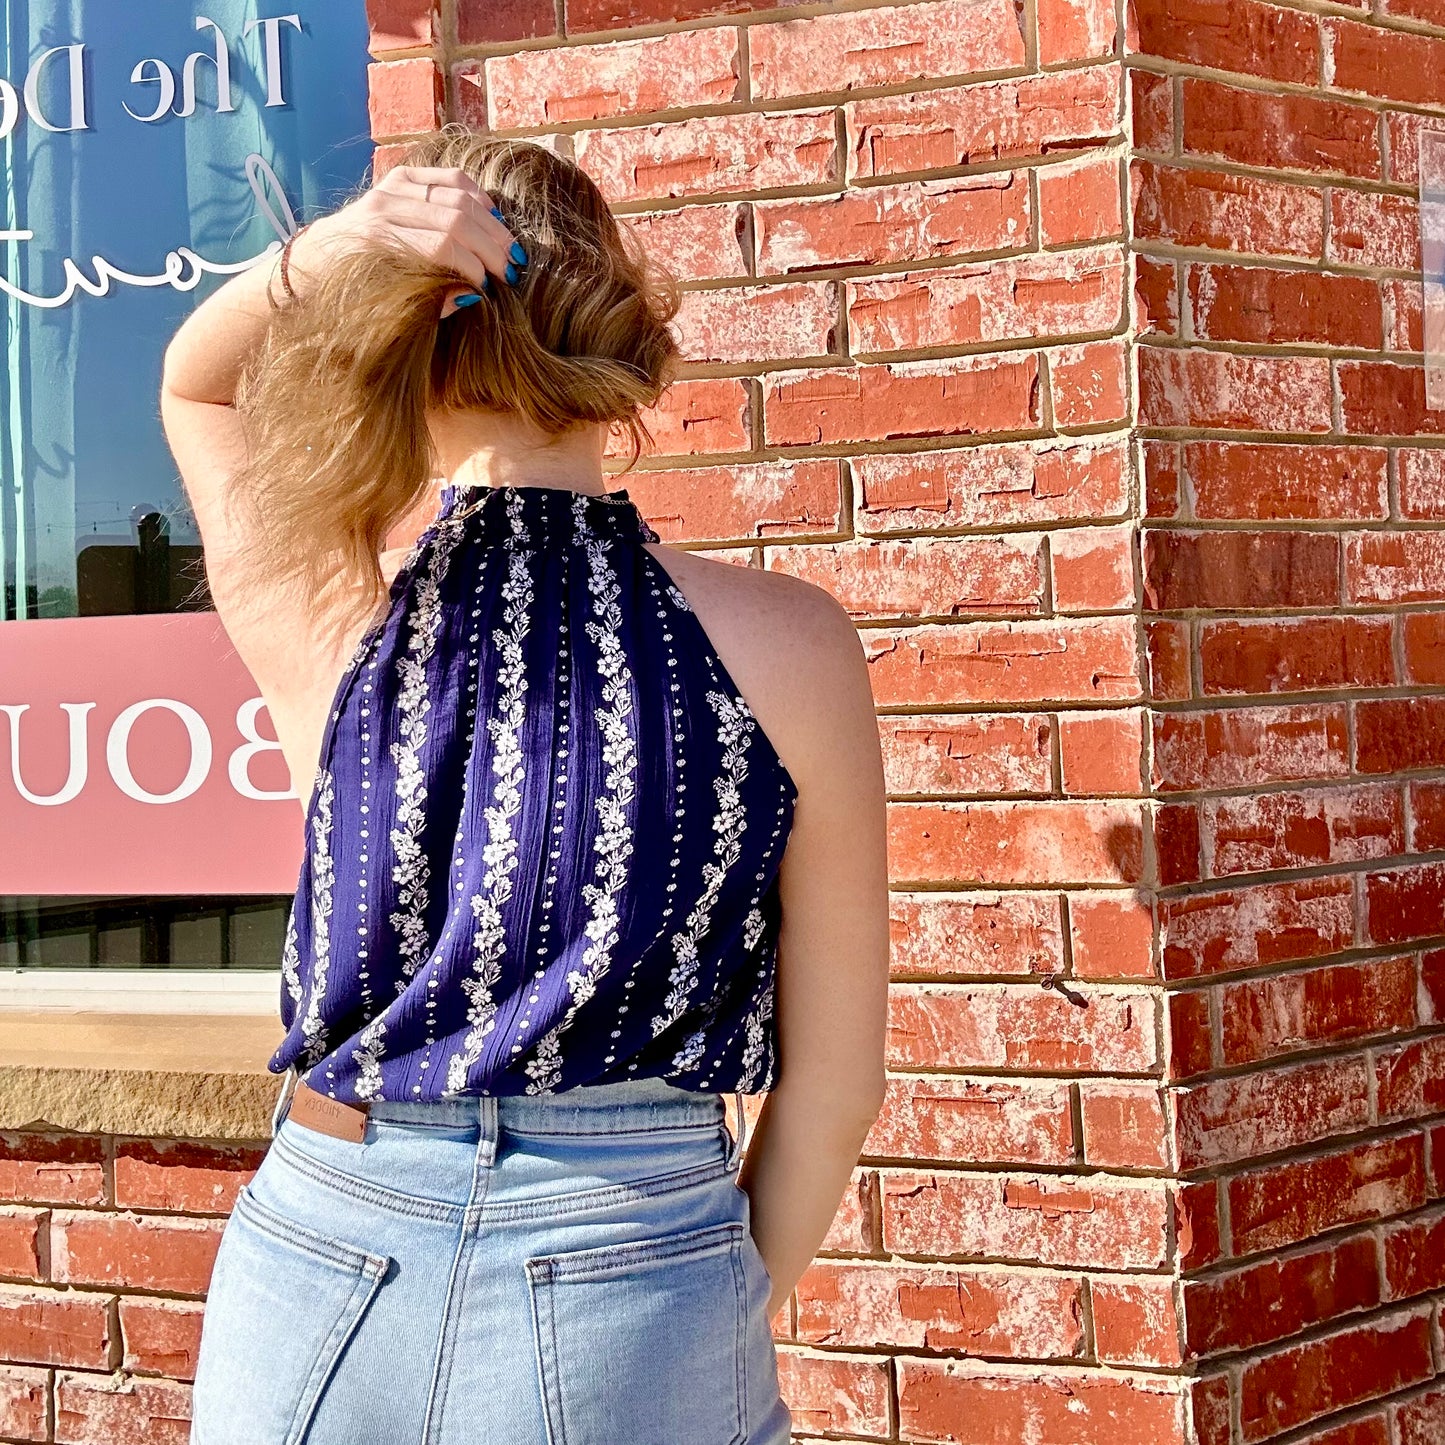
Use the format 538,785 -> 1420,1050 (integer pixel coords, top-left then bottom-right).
0,1013 -> 282,1140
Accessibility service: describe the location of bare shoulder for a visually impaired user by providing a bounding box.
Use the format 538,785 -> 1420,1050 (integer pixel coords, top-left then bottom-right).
642,543 -> 879,793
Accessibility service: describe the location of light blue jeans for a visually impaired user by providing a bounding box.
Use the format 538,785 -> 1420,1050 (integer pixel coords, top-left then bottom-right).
190,1075 -> 791,1445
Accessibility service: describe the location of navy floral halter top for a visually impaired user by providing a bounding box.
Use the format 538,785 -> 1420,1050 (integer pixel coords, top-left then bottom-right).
270,482 -> 797,1103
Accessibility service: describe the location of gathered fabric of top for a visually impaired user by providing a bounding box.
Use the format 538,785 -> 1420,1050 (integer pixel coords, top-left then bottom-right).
269,482 -> 798,1104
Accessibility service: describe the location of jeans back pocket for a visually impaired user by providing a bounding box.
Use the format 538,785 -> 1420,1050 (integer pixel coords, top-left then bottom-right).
191,1185 -> 390,1445
525,1220 -> 747,1445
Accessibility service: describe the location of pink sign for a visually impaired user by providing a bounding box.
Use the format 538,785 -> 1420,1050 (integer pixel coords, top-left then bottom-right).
1,613 -> 303,895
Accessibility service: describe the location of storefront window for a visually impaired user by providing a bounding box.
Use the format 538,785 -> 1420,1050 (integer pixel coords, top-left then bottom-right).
1,3 -> 373,972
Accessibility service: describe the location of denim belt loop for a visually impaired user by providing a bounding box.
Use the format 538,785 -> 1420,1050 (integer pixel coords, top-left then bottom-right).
270,1067 -> 299,1139
728,1089 -> 748,1169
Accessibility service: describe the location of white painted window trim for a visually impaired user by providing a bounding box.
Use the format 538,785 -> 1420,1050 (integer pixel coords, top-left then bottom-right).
0,969 -> 278,1014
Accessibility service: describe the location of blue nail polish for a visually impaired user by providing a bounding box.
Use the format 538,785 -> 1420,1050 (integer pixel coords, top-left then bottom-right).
453,292 -> 482,308
491,206 -> 504,220
509,240 -> 528,265
505,262 -> 519,286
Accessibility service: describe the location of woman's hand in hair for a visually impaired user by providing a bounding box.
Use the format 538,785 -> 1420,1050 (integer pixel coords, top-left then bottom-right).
289,165 -> 522,301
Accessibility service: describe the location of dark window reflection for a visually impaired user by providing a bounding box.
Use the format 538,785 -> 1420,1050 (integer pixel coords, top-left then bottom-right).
1,896 -> 290,969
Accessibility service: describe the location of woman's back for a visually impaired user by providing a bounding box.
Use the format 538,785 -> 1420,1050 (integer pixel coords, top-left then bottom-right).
276,480 -> 798,1102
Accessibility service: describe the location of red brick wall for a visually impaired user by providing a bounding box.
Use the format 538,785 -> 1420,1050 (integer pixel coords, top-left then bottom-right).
1134,0 -> 1445,1439
4,0 -> 1444,1441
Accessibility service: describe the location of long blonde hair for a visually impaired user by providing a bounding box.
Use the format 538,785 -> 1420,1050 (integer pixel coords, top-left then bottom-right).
224,127 -> 682,638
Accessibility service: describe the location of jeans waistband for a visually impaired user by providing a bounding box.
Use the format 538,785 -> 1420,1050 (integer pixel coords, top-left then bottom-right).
371,1076 -> 724,1133
272,1073 -> 749,1167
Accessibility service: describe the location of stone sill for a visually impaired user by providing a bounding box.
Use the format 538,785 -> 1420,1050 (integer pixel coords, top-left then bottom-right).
0,1013 -> 283,1141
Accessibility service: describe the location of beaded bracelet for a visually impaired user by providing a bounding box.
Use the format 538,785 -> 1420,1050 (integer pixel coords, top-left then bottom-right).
278,224 -> 309,302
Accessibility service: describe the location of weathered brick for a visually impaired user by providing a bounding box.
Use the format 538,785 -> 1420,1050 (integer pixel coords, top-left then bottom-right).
617,204 -> 748,283
1326,17 -> 1445,107
1079,1081 -> 1170,1169
1048,339 -> 1129,427
846,66 -> 1121,181
1139,349 -> 1331,432
897,1360 -> 1184,1444
888,801 -> 1144,886
1357,697 -> 1445,774
1328,190 -> 1420,271
1180,77 -> 1381,179
1131,69 -> 1173,154
573,109 -> 836,203
847,246 -> 1126,355
1375,1034 -> 1445,1122
1203,783 -> 1404,878
1238,1308 -> 1433,1441
1185,442 -> 1388,522
1039,152 -> 1122,247
627,377 -> 751,458
882,1169 -> 1170,1268
0,1285 -> 112,1369
1159,876 -> 1355,982
628,460 -> 841,542
765,535 -> 1044,620
1154,704 -> 1349,792
119,1298 -> 205,1380
1132,161 -> 1323,260
1092,1276 -> 1182,1366
459,0 -> 554,40
880,713 -> 1052,797
366,0 -> 438,52
1339,361 -> 1445,438
755,172 -> 1031,273
854,440 -> 1128,532
888,981 -> 1159,1073
1189,265 -> 1383,349
775,1350 -> 891,1438
1384,1206 -> 1445,1300
1069,890 -> 1155,980
1134,0 -> 1320,84
0,1209 -> 44,1283
1145,442 -> 1182,523
51,1213 -> 223,1296
864,618 -> 1141,708
1399,450 -> 1445,520
1175,1056 -> 1373,1170
54,1371 -> 191,1445
112,1141 -> 262,1215
1222,955 -> 1416,1067
751,0 -> 1025,100
1057,708 -> 1143,793
1184,1234 -> 1381,1357
888,891 -> 1064,978
1143,529 -> 1338,610
1050,526 -> 1134,613
674,281 -> 836,364
486,28 -> 739,128
867,1075 -> 1075,1166
1038,0 -> 1117,64
1404,612 -> 1445,685
763,353 -> 1040,448
1366,861 -> 1445,948
1397,1388 -> 1445,1445
1168,989 -> 1215,1080
796,1259 -> 1083,1358
1198,617 -> 1394,696
0,1136 -> 105,1208
0,1363 -> 46,1443
1348,532 -> 1445,605
1229,1136 -> 1427,1256
367,57 -> 441,140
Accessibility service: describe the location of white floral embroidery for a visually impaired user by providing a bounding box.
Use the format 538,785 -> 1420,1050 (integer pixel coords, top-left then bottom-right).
738,970 -> 776,1091
653,690 -> 752,1055
352,512 -> 467,1100
446,496 -> 534,1096
742,905 -> 765,952
280,902 -> 303,1010
298,769 -> 336,1068
524,495 -> 639,1094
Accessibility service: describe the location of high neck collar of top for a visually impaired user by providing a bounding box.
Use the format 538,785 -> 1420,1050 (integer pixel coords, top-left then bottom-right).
435,481 -> 660,547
